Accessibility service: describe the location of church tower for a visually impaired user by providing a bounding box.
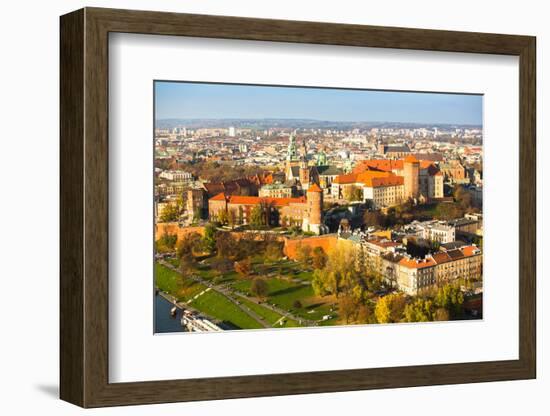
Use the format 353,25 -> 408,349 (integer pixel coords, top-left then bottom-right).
403,155 -> 420,200
286,133 -> 298,162
316,146 -> 328,166
285,133 -> 299,179
298,139 -> 310,190
305,183 -> 323,235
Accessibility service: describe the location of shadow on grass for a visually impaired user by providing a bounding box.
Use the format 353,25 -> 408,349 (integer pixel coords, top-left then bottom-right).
269,285 -> 304,298
306,302 -> 325,310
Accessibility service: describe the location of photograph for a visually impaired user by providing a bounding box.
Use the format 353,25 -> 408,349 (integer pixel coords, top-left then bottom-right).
153,81 -> 484,333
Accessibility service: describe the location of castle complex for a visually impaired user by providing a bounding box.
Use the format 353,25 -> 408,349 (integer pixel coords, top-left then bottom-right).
201,135 -> 444,233
332,155 -> 443,208
208,183 -> 325,234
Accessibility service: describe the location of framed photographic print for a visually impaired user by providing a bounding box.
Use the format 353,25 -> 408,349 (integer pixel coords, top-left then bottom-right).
60,7 -> 536,408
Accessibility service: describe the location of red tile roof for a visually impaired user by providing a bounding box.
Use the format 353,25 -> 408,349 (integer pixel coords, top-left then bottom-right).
228,195 -> 306,207
307,183 -> 323,193
431,252 -> 452,264
365,175 -> 404,188
399,257 -> 436,269
210,192 -> 227,201
460,245 -> 481,257
334,170 -> 395,185
353,159 -> 438,174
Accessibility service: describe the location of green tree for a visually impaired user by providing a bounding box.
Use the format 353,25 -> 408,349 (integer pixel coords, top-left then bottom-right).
156,231 -> 178,253
176,232 -> 202,261
295,243 -> 312,265
312,269 -> 329,296
202,223 -> 217,253
338,294 -> 360,324
344,185 -> 363,202
357,304 -> 374,324
216,232 -> 238,259
160,202 -> 181,222
251,277 -> 269,299
228,209 -> 237,229
435,284 -> 465,317
311,242 -> 360,297
238,206 -> 244,225
311,246 -> 328,270
375,293 -> 407,323
217,209 -> 229,225
404,298 -> 435,322
265,242 -> 283,263
434,307 -> 450,321
250,204 -> 265,227
454,185 -> 473,210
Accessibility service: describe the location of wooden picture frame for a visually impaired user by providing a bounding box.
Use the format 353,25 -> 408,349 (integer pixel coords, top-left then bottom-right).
60,7 -> 536,408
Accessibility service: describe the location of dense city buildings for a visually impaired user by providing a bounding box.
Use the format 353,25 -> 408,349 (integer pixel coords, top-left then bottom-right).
153,83 -> 483,331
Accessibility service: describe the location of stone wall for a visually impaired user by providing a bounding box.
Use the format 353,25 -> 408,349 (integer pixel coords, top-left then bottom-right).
283,234 -> 338,259
155,223 -> 205,241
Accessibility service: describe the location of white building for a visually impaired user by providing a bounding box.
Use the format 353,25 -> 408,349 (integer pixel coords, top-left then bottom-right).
159,170 -> 193,182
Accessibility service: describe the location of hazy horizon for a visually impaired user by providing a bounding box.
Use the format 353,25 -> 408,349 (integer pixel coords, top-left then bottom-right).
155,81 -> 483,126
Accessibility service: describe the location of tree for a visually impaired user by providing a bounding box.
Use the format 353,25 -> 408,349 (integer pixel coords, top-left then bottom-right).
202,223 -> 217,253
312,246 -> 328,270
404,298 -> 435,322
211,257 -> 233,274
156,231 -> 177,253
312,269 -> 330,297
265,242 -> 283,263
251,277 -> 268,299
357,304 -> 373,324
434,307 -> 450,321
292,300 -> 302,309
338,294 -> 358,324
234,258 -> 252,278
159,202 -> 181,222
178,256 -> 194,279
434,202 -> 464,220
193,206 -> 203,222
311,242 -> 360,297
295,243 -> 312,265
435,284 -> 464,317
228,209 -> 237,229
217,209 -> 229,225
238,206 -> 244,225
216,232 -> 238,259
250,200 -> 271,227
454,185 -> 473,210
363,210 -> 384,228
344,185 -> 363,202
176,232 -> 202,261
375,293 -> 407,323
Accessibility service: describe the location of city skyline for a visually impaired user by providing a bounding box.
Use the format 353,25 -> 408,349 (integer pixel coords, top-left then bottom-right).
155,81 -> 483,125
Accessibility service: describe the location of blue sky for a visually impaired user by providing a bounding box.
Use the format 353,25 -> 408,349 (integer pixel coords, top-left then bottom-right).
155,81 -> 482,125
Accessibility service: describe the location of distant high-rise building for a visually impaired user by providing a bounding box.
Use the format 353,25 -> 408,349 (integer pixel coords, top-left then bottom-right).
228,126 -> 236,137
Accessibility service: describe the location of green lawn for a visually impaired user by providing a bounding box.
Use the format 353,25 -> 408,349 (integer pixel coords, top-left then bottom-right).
191,290 -> 263,330
156,262 -> 262,330
231,276 -> 334,321
157,257 -> 335,328
155,263 -> 206,301
237,296 -> 300,328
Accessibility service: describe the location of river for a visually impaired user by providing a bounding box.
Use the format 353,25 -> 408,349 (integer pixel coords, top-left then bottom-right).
154,293 -> 187,333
